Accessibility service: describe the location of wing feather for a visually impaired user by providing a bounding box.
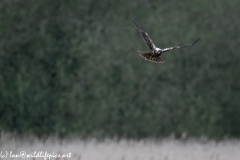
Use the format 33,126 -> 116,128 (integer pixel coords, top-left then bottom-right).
132,19 -> 156,51
162,38 -> 200,53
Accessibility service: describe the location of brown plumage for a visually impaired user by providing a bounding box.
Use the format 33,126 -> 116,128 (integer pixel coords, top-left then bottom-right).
138,51 -> 164,63
132,19 -> 200,63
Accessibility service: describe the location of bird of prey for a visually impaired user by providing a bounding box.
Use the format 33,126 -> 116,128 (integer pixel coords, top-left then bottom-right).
132,19 -> 200,63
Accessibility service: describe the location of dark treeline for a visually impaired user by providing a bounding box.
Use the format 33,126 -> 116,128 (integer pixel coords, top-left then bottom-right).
0,0 -> 240,138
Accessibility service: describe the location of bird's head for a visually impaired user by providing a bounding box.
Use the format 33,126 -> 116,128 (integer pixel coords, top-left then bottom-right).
155,48 -> 162,54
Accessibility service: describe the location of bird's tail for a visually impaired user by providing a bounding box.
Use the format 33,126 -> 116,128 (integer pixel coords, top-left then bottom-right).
138,51 -> 164,63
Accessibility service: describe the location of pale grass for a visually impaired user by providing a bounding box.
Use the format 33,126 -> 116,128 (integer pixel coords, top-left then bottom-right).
1,133 -> 240,160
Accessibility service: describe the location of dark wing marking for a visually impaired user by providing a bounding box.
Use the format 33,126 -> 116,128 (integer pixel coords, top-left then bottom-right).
132,19 -> 155,51
162,38 -> 200,53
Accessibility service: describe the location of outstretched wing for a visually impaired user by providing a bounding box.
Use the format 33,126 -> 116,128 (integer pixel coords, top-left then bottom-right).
162,38 -> 200,53
132,19 -> 156,51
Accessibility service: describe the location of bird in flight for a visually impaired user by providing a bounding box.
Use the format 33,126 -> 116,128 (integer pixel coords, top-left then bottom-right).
132,19 -> 200,63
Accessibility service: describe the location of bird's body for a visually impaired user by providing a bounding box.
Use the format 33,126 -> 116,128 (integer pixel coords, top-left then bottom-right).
132,19 -> 200,63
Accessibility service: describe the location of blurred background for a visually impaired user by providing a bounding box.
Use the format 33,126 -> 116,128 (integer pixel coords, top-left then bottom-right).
0,0 -> 240,139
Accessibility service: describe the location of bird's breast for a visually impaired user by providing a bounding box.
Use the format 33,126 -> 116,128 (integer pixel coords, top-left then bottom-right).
152,50 -> 162,56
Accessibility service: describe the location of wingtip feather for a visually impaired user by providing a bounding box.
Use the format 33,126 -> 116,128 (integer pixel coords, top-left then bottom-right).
192,38 -> 200,45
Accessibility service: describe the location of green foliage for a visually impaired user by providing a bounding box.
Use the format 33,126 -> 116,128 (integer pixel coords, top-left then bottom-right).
0,0 -> 240,138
